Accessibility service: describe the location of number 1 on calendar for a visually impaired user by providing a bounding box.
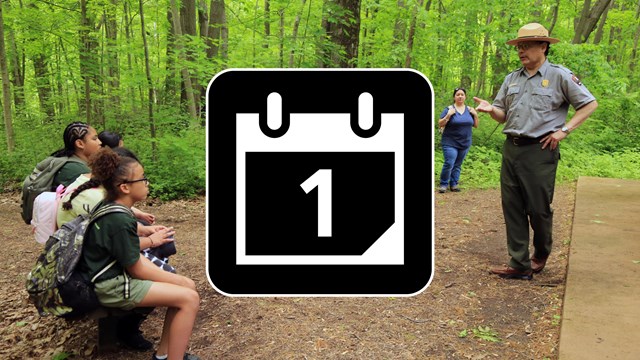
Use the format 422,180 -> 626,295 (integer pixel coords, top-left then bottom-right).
300,169 -> 332,237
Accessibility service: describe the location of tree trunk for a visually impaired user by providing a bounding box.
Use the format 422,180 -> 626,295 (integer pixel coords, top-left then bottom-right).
59,38 -> 82,117
392,0 -> 406,67
289,0 -> 307,67
318,0 -> 362,68
460,11 -> 476,90
54,42 -> 65,115
170,0 -> 198,119
123,0 -> 137,112
630,0 -> 640,74
206,0 -> 228,66
199,0 -> 209,38
360,0 -> 380,67
593,0 -> 612,44
433,0 -> 446,81
180,0 -> 200,116
548,0 -> 560,34
264,0 -> 271,48
607,26 -> 619,63
33,54 -> 55,120
163,8 -> 177,106
572,0 -> 613,44
139,0 -> 157,161
404,0 -> 423,68
491,12 -> 511,99
105,0 -> 121,116
0,2 -> 15,152
6,0 -> 24,113
79,0 -> 93,124
476,11 -> 493,96
278,9 -> 284,67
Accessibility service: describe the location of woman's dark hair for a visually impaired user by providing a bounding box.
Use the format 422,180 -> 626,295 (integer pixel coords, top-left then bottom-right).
51,122 -> 90,157
98,131 -> 122,148
453,88 -> 467,97
62,147 -> 142,209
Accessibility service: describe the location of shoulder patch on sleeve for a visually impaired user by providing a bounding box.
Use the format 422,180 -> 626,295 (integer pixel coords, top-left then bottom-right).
571,74 -> 582,86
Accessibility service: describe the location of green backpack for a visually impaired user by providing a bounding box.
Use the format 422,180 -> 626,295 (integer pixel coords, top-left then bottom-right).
25,203 -> 133,318
21,156 -> 83,225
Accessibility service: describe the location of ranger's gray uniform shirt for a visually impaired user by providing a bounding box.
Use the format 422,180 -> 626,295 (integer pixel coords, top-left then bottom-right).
493,59 -> 596,138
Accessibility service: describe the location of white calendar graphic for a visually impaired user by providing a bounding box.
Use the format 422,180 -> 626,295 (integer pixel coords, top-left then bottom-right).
236,92 -> 404,265
207,69 -> 433,296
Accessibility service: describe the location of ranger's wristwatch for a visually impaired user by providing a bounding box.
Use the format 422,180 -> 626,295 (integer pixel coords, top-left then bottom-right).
561,126 -> 570,134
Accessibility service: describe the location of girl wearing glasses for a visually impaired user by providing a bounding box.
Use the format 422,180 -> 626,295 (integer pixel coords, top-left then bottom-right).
437,87 -> 479,193
78,147 -> 201,360
57,147 -> 178,351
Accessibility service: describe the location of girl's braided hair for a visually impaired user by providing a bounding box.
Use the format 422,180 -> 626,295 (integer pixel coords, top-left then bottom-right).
51,122 -> 90,157
61,147 -> 141,209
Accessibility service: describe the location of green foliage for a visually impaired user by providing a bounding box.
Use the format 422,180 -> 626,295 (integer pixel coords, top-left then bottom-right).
2,0 -> 640,199
472,325 -> 501,342
435,145 -> 502,189
51,352 -> 71,360
122,126 -> 206,201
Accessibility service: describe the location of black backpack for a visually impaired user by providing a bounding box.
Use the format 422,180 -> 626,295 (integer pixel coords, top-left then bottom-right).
21,156 -> 83,225
25,203 -> 133,319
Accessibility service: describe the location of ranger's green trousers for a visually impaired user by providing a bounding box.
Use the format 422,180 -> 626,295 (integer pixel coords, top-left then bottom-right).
501,139 -> 559,271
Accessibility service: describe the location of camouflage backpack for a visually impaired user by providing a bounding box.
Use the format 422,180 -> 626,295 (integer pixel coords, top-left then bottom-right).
25,203 -> 133,318
21,156 -> 83,225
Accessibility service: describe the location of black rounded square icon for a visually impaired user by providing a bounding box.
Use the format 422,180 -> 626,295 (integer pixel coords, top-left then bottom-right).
207,69 -> 434,296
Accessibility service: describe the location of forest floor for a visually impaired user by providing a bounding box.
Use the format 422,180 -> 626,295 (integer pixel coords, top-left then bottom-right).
0,183 -> 575,359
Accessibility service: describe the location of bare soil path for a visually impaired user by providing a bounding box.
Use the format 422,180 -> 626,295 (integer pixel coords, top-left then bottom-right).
0,184 -> 575,359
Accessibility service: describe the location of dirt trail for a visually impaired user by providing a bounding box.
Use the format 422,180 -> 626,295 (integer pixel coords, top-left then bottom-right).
0,184 -> 575,359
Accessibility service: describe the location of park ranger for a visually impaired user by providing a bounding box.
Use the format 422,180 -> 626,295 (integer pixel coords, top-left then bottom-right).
473,22 -> 598,279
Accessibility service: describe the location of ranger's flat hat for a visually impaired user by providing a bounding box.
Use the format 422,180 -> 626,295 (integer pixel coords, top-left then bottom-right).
506,23 -> 560,45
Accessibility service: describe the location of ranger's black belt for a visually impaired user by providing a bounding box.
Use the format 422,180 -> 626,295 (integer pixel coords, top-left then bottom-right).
506,133 -> 550,146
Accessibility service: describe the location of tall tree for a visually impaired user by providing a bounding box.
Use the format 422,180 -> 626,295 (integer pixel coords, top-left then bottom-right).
123,0 -> 139,111
289,0 -> 308,67
264,0 -> 271,48
404,0 -> 423,68
206,0 -> 228,67
476,11 -> 493,96
392,0 -> 407,67
573,0 -> 614,43
33,53 -> 55,121
79,0 -> 96,124
170,0 -> 198,119
547,0 -> 560,34
180,0 -> 200,116
318,0 -> 362,67
278,7 -> 284,67
593,0 -> 612,44
199,0 -> 210,39
630,0 -> 640,74
6,1 -> 24,114
359,0 -> 379,67
105,0 -> 121,117
139,0 -> 157,160
0,1 -> 15,152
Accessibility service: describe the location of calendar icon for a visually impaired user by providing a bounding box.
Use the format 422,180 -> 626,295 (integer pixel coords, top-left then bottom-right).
207,69 -> 434,296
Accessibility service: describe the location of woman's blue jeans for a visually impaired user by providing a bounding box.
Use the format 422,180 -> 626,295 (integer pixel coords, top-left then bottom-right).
440,145 -> 470,187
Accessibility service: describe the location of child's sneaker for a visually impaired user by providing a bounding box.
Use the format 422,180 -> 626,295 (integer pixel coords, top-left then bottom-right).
152,353 -> 201,360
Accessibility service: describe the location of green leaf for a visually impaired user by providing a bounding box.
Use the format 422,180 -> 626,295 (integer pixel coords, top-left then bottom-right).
472,326 -> 501,342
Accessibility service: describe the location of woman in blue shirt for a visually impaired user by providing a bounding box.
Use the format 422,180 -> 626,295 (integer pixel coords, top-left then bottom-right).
438,88 -> 479,193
